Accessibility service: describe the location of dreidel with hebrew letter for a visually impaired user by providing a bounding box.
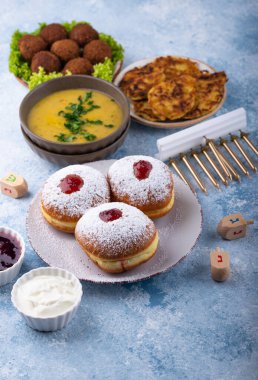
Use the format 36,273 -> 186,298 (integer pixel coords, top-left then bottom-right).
217,213 -> 254,240
0,172 -> 28,199
210,247 -> 230,282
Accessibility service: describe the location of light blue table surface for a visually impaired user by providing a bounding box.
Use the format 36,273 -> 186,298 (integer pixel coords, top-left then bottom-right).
0,1 -> 257,379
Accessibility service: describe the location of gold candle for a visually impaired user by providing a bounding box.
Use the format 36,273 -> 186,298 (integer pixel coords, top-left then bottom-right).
220,138 -> 249,176
231,134 -> 257,172
202,147 -> 229,186
180,154 -> 207,194
205,139 -> 232,180
191,151 -> 220,189
169,159 -> 196,194
240,131 -> 258,156
217,149 -> 241,181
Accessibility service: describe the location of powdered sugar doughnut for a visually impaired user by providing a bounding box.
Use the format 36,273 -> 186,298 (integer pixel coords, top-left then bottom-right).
75,202 -> 158,273
41,165 -> 110,233
107,155 -> 174,218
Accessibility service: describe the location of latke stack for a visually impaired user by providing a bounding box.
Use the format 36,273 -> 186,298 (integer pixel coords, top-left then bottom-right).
119,56 -> 227,122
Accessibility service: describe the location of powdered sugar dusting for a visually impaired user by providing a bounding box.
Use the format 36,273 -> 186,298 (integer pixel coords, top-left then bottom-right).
75,202 -> 156,258
27,164 -> 202,282
41,165 -> 110,218
108,155 -> 173,205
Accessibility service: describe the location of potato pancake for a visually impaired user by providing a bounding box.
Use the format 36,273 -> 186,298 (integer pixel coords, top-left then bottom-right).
148,75 -> 197,120
198,71 -> 227,83
121,63 -> 165,100
118,57 -> 227,123
153,56 -> 202,80
119,67 -> 143,92
133,100 -> 166,121
183,71 -> 227,119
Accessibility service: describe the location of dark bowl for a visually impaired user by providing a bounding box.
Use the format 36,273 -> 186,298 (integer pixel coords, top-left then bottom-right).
19,75 -> 130,155
21,121 -> 130,165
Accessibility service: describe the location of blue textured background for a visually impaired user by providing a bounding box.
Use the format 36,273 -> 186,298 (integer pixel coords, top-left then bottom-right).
0,1 -> 258,379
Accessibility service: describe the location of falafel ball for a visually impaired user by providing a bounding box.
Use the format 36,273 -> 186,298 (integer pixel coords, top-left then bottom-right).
83,40 -> 112,65
63,57 -> 93,75
40,23 -> 67,45
51,39 -> 80,62
70,23 -> 99,46
19,35 -> 47,61
31,51 -> 61,73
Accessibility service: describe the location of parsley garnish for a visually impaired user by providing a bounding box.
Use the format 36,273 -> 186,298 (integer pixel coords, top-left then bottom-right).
64,120 -> 85,134
104,124 -> 114,128
55,133 -> 77,142
57,91 -> 103,143
79,91 -> 92,103
86,119 -> 103,125
83,133 -> 97,141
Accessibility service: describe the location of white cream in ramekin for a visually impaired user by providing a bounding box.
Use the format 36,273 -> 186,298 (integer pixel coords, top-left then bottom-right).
0,226 -> 25,287
11,267 -> 83,332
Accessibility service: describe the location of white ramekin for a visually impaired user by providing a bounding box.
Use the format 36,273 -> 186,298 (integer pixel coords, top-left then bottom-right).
0,226 -> 25,287
11,266 -> 83,332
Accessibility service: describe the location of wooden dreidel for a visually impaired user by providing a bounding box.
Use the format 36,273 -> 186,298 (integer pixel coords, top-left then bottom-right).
217,213 -> 254,240
210,247 -> 230,282
0,172 -> 28,199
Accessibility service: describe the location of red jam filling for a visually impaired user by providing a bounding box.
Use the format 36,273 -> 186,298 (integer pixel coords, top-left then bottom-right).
0,236 -> 20,271
133,160 -> 153,180
99,208 -> 122,222
59,174 -> 84,194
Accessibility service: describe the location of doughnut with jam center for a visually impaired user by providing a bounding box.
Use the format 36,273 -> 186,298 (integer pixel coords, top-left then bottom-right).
108,156 -> 174,218
75,202 -> 159,273
41,165 -> 110,233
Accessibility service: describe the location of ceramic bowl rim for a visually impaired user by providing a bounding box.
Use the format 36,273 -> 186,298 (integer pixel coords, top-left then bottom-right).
19,75 -> 130,149
21,119 -> 130,158
11,266 -> 83,320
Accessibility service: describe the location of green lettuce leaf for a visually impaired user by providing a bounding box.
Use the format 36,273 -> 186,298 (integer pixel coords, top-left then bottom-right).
28,67 -> 71,90
9,30 -> 31,82
31,23 -> 46,36
99,32 -> 124,64
9,22 -> 124,89
92,58 -> 114,82
62,20 -> 89,33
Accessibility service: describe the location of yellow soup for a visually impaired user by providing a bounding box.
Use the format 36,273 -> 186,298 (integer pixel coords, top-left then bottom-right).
28,89 -> 123,143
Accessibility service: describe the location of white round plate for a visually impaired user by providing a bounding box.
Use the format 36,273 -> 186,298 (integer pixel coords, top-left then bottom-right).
26,160 -> 202,283
114,56 -> 227,129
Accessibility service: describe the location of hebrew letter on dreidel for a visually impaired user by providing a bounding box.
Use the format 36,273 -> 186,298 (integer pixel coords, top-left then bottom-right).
217,213 -> 254,240
0,172 -> 28,199
6,174 -> 16,183
210,247 -> 230,282
230,218 -> 239,224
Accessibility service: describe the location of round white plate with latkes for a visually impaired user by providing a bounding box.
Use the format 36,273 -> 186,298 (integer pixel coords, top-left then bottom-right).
26,160 -> 202,283
114,56 -> 227,129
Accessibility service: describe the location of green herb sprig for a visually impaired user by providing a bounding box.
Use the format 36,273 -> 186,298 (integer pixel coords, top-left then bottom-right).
57,91 -> 102,142
55,133 -> 77,143
83,133 -> 97,141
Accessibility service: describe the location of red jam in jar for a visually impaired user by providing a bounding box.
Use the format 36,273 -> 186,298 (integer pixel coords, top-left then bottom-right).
0,235 -> 21,271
